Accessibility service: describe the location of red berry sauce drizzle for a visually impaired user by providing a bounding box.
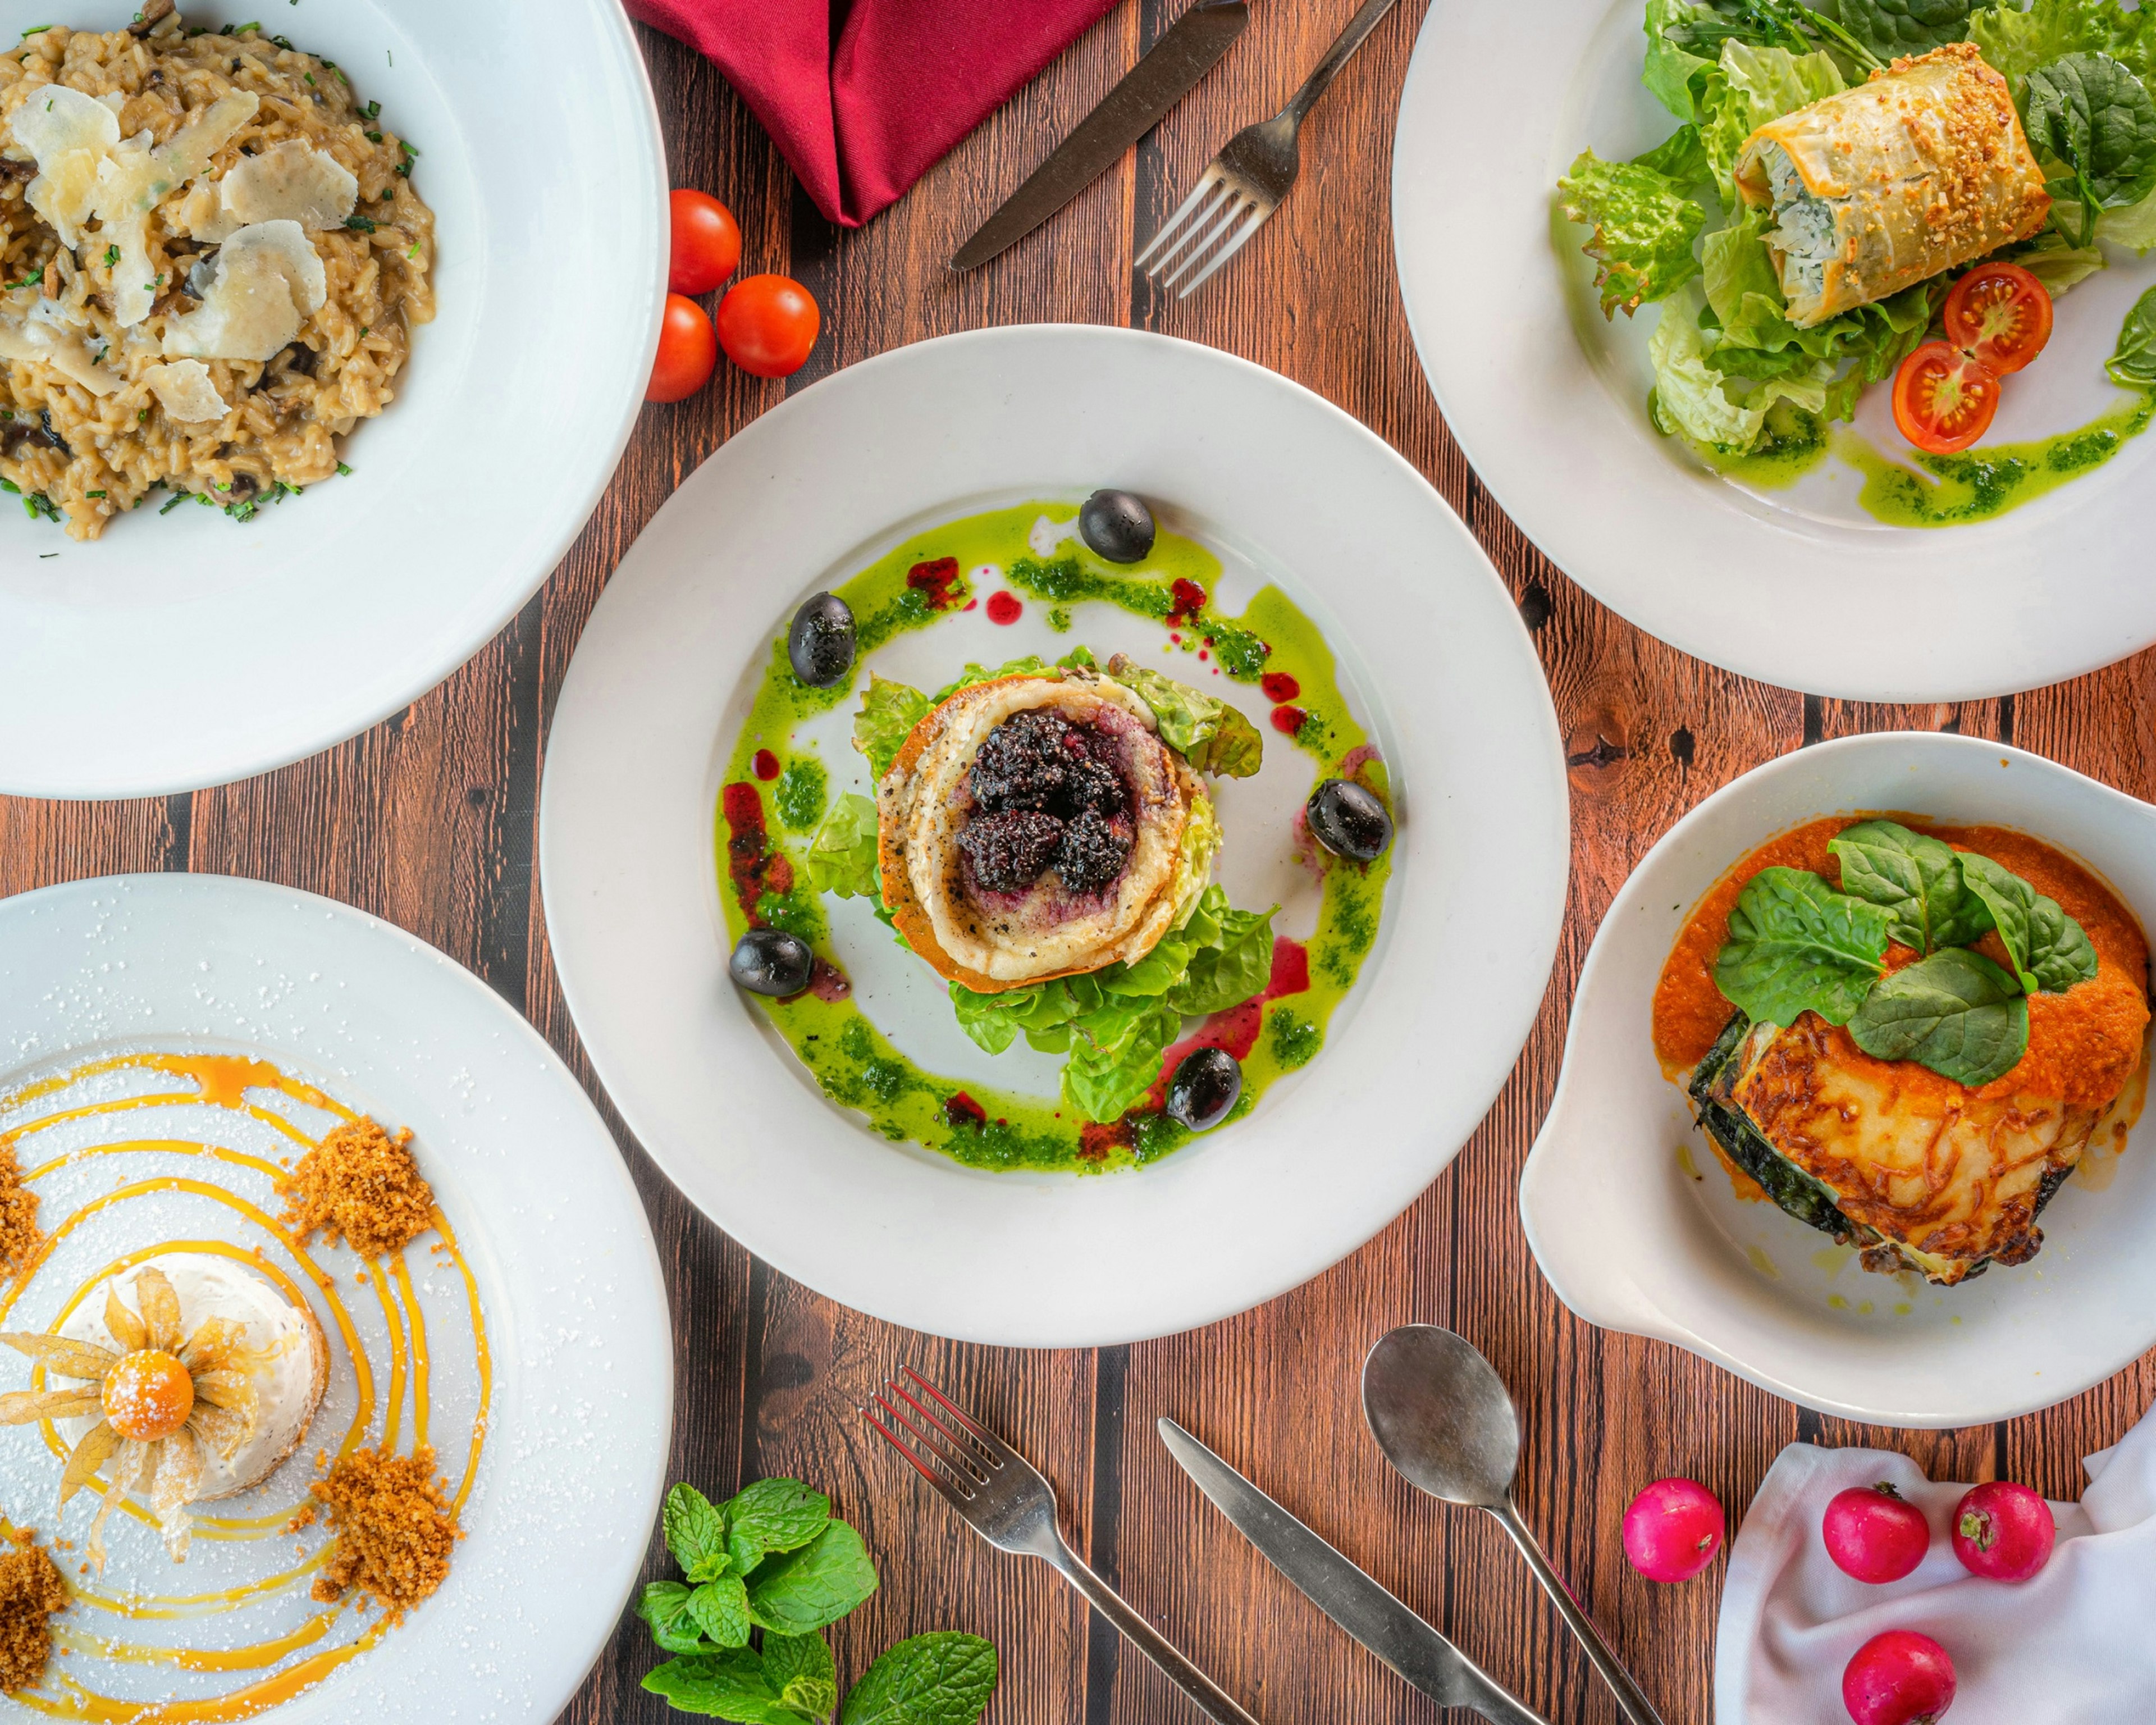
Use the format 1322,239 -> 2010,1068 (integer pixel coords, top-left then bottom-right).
985,590 -> 1022,625
721,782 -> 847,1001
906,556 -> 965,609
752,749 -> 781,781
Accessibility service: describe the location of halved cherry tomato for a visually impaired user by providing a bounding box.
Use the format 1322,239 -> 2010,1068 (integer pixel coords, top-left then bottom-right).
716,274 -> 820,378
668,189 -> 741,296
1892,341 -> 2000,454
647,293 -> 717,402
1943,261 -> 2053,376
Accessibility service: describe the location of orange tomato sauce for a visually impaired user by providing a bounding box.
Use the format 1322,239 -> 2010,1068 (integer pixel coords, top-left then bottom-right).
1651,814 -> 2151,1111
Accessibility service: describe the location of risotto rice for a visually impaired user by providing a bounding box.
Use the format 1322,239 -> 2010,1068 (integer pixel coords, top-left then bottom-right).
0,10 -> 434,540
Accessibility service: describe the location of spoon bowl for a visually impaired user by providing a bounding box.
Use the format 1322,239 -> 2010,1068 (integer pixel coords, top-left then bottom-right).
1362,1323 -> 1520,1510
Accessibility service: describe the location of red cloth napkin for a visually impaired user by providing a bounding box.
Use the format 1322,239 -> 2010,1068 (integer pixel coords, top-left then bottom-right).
626,0 -> 1123,229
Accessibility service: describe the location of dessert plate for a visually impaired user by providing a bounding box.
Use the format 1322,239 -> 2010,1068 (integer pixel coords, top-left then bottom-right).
0,0 -> 665,797
0,873 -> 670,1721
540,324 -> 1570,1348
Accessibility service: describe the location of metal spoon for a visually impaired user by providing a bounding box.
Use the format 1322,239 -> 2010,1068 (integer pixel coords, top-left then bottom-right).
1362,1325 -> 1669,1725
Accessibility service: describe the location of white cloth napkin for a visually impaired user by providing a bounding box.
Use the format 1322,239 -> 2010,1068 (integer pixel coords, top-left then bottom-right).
1716,1404 -> 2156,1723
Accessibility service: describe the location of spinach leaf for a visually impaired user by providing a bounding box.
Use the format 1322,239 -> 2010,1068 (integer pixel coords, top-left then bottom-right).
1957,851 -> 2099,992
688,1576 -> 753,1649
725,1479 -> 832,1563
806,794 -> 881,902
640,1580 -> 711,1655
1834,0 -> 1974,57
853,677 -> 931,779
1104,658 -> 1263,778
1970,0 -> 2147,88
643,1649 -> 801,1724
744,1520 -> 880,1637
2021,52 -> 2156,240
2108,282 -> 2156,381
1557,150 -> 1707,316
665,1484 -> 733,1585
840,1633 -> 999,1725
1847,946 -> 2030,1084
1827,819 -> 1990,951
1715,866 -> 1892,1026
762,1633 -> 840,1720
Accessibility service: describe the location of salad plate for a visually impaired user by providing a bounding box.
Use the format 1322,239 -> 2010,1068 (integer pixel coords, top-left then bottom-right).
1394,0 -> 2156,703
538,323 -> 1570,1348
1525,731 -> 2156,1428
0,872 -> 670,1720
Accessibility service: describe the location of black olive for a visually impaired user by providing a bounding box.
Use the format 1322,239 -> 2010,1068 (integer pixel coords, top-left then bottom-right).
1077,489 -> 1155,564
1307,779 -> 1394,862
728,928 -> 814,997
1166,1047 -> 1241,1133
787,592 -> 857,688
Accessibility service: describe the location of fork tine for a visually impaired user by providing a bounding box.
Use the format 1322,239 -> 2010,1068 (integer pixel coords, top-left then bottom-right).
1134,171 -> 1227,273
900,1366 -> 1018,1466
1172,202 -> 1272,297
860,1396 -> 978,1502
1158,193 -> 1256,290
880,1380 -> 995,1484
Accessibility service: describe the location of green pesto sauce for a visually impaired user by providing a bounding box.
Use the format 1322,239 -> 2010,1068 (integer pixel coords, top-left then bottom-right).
1697,401 -> 1830,490
1836,391 -> 2156,527
715,500 -> 1392,1175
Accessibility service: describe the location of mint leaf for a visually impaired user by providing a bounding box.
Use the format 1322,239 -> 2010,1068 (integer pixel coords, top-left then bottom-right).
1957,852 -> 2099,994
665,1484 -> 732,1584
726,1478 -> 832,1563
688,1575 -> 752,1649
841,1632 -> 998,1725
1557,148 -> 1706,316
1848,946 -> 2030,1085
1828,819 -> 1989,953
1102,658 -> 1263,778
745,1519 -> 880,1636
640,1579 -> 709,1654
1715,866 -> 1891,1028
763,1632 -> 839,1720
806,794 -> 881,902
853,676 -> 931,779
643,1650 -> 800,1723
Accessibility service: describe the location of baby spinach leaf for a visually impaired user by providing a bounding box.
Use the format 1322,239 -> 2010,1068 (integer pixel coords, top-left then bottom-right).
2021,52 -> 2156,238
1848,946 -> 2029,1084
640,1580 -> 710,1654
643,1650 -> 801,1724
744,1520 -> 880,1637
840,1633 -> 999,1725
665,1484 -> 732,1585
762,1633 -> 839,1720
725,1479 -> 832,1562
1827,819 -> 1990,951
1834,0 -> 1974,57
853,677 -> 931,779
1104,659 -> 1263,779
1715,866 -> 1893,1027
2107,282 -> 2156,381
688,1576 -> 753,1650
806,795 -> 881,902
1557,149 -> 1706,316
1957,852 -> 2099,992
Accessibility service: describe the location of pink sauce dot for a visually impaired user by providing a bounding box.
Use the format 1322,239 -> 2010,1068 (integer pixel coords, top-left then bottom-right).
1197,649 -> 1208,661
1270,705 -> 1307,735
1261,672 -> 1301,703
752,749 -> 781,781
963,599 -> 978,611
1170,632 -> 1182,645
986,591 -> 1022,625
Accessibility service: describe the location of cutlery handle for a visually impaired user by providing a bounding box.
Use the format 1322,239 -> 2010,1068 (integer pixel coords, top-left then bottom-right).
1287,0 -> 1400,120
1050,1544 -> 1264,1725
1490,1498 -> 1669,1725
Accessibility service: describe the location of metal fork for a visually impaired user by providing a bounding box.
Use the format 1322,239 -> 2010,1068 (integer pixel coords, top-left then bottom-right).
863,1367 -> 1263,1725
1135,0 -> 1400,296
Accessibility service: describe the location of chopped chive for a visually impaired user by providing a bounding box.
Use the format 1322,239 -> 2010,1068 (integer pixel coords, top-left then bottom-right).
364,130 -> 382,143
366,100 -> 380,118
138,408 -> 148,422
159,491 -> 183,513
38,551 -> 54,558
336,461 -> 351,476
303,72 -> 314,85
85,490 -> 104,498
103,244 -> 118,267
5,273 -> 39,290
405,239 -> 419,259
20,26 -> 51,36
0,478 -> 18,494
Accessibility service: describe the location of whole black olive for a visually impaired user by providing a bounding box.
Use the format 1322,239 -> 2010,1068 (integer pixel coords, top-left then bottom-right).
729,928 -> 815,997
788,592 -> 857,688
1077,489 -> 1155,564
1166,1047 -> 1242,1133
1307,779 -> 1394,863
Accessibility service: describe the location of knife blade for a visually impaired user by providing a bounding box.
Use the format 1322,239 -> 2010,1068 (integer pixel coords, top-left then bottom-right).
1159,1419 -> 1549,1725
951,0 -> 1248,271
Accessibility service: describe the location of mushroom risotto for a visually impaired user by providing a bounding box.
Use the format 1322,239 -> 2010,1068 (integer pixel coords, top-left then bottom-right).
0,8 -> 434,539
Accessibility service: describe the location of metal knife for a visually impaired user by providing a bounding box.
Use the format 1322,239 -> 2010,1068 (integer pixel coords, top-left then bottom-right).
1159,1419 -> 1550,1725
951,0 -> 1249,271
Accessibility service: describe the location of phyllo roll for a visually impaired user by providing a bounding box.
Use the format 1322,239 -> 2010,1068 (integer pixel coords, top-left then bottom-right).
1734,43 -> 2050,328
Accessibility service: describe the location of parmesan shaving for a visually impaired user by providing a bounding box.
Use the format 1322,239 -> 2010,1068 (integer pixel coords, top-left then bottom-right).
92,92 -> 259,327
0,316 -> 120,396
182,140 -> 357,243
144,358 -> 227,423
161,221 -> 325,363
8,85 -> 120,248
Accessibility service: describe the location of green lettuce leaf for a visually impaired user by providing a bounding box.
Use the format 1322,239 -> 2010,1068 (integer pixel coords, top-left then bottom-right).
1714,865 -> 1892,1026
854,677 -> 931,779
1633,122 -> 1714,186
1557,149 -> 1706,316
930,655 -> 1049,704
806,793 -> 881,902
2008,231 -> 2108,288
1847,946 -> 2030,1085
2096,188 -> 2156,248
1649,289 -> 1830,450
1699,40 -> 1846,202
1171,894 -> 1277,1016
1646,0 -> 1733,120
1104,658 -> 1263,778
1062,996 -> 1183,1122
1968,0 -> 2147,88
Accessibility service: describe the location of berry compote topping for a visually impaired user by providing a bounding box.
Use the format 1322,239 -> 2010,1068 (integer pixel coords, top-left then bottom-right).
963,709 -> 1135,895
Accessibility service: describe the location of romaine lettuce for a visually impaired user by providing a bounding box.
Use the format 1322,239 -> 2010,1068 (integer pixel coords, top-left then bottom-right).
1557,149 -> 1707,316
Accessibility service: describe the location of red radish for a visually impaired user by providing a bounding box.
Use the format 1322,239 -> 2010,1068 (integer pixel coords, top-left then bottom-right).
1843,1629 -> 1956,1725
1951,1480 -> 2055,1581
1824,1482 -> 1932,1583
1621,1478 -> 1724,1582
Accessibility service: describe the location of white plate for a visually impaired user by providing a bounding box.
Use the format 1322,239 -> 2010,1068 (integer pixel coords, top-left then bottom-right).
1394,0 -> 2156,703
0,1 -> 665,798
538,325 -> 1570,1348
0,873 -> 670,1720
1524,732 -> 2156,1427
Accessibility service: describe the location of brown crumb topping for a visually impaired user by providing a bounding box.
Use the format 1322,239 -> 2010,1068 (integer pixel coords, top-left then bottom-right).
278,1118 -> 435,1261
0,1143 -> 42,1278
308,1445 -> 458,1622
0,1530 -> 68,1691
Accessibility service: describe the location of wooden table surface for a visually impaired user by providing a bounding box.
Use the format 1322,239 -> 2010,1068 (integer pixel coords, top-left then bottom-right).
8,3 -> 2155,1720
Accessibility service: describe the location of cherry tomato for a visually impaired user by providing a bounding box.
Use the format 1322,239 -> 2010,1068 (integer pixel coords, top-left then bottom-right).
1892,341 -> 1999,454
716,275 -> 820,378
647,293 -> 717,403
1943,261 -> 2052,375
668,189 -> 741,296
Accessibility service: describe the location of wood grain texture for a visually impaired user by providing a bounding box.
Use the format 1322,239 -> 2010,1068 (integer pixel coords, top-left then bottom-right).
1,3 -> 2151,1721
